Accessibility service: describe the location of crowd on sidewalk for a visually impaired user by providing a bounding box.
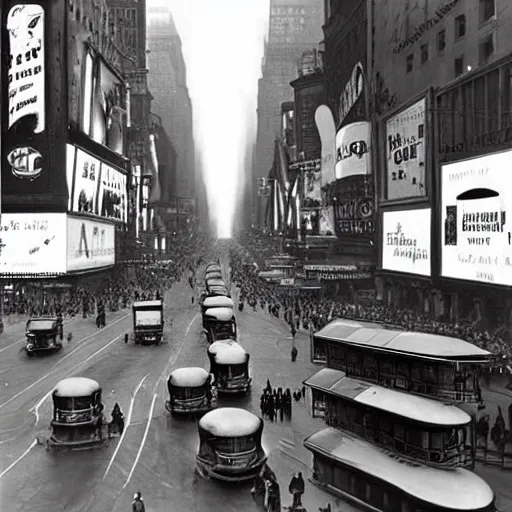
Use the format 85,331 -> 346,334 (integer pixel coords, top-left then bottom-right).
231,232 -> 512,360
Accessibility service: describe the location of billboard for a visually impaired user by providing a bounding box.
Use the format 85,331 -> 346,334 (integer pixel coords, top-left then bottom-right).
66,216 -> 115,272
334,198 -> 374,236
385,98 -> 426,200
98,163 -> 127,222
335,122 -> 372,180
0,213 -> 67,275
441,151 -> 512,286
71,147 -> 100,215
382,208 -> 431,276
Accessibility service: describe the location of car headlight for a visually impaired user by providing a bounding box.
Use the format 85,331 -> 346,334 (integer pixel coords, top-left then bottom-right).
27,343 -> 33,349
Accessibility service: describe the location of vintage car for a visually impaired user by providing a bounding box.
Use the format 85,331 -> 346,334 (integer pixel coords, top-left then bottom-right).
196,407 -> 266,481
207,340 -> 251,393
128,300 -> 164,345
203,307 -> 237,343
165,367 -> 217,415
25,317 -> 63,356
46,377 -> 108,451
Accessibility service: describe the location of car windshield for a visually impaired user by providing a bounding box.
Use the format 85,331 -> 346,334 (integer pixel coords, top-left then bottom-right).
27,320 -> 55,331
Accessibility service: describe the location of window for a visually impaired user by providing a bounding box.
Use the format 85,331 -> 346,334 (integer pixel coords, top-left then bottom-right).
420,43 -> 429,64
437,29 -> 446,54
406,54 -> 414,73
480,0 -> 495,23
454,56 -> 464,77
455,14 -> 466,39
479,33 -> 494,65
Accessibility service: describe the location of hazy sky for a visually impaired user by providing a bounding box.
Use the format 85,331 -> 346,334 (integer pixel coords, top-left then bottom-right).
148,0 -> 270,237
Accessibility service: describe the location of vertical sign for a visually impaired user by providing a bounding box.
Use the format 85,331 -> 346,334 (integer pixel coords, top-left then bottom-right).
386,98 -> 426,199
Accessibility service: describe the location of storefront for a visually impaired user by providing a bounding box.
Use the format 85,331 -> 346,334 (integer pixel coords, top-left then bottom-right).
435,55 -> 512,330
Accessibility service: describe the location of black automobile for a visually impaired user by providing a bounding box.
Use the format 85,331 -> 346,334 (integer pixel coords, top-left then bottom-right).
25,317 -> 63,357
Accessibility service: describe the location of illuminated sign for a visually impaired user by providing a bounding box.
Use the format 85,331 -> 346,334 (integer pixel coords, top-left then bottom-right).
66,216 -> 115,271
386,99 -> 426,200
382,209 -> 431,276
441,151 -> 512,286
0,213 -> 67,275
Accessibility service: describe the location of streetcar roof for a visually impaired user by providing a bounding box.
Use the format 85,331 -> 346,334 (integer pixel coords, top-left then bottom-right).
169,367 -> 209,387
202,296 -> 234,309
204,307 -> 234,321
206,278 -> 225,286
132,300 -> 163,308
304,428 -> 494,510
315,320 -> 491,359
205,271 -> 222,279
54,377 -> 101,397
208,340 -> 246,364
304,368 -> 471,426
206,262 -> 220,268
199,407 -> 261,436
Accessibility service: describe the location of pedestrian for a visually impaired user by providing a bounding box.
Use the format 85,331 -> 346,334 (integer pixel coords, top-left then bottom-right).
191,296 -> 195,304
288,472 -> 305,508
291,346 -> 298,362
132,491 -> 145,512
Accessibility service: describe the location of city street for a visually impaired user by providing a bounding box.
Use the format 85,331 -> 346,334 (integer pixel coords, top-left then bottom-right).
1,274 -> 512,512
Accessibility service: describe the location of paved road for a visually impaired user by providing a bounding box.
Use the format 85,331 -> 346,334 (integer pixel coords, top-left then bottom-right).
1,270 -> 511,511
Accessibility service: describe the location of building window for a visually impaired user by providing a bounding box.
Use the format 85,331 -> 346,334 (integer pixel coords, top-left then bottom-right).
480,0 -> 495,24
437,29 -> 446,54
455,15 -> 466,39
406,54 -> 414,73
479,33 -> 494,65
421,43 -> 429,64
454,56 -> 464,77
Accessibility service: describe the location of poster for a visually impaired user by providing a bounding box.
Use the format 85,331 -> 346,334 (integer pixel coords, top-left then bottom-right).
441,151 -> 512,285
71,148 -> 100,215
335,122 -> 371,180
382,209 -> 431,276
0,213 -> 67,275
386,99 -> 426,199
98,163 -> 128,222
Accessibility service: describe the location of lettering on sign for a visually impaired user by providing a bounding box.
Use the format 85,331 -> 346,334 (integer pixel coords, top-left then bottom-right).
393,0 -> 460,54
386,222 -> 428,264
338,63 -> 364,125
334,198 -> 374,236
441,125 -> 512,156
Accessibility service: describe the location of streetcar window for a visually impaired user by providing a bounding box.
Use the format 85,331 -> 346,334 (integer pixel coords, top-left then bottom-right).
333,465 -> 351,492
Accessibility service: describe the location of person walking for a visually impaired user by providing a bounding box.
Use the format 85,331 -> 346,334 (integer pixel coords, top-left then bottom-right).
132,491 -> 145,512
288,472 -> 305,508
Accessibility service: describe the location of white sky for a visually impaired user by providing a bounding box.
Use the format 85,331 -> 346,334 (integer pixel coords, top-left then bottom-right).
147,0 -> 270,238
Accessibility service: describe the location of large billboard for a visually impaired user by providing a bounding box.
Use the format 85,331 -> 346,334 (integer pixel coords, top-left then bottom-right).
382,208 -> 431,276
0,213 -> 67,275
385,98 -> 426,200
66,216 -> 115,272
335,121 -> 371,180
67,145 -> 127,222
441,151 -> 512,286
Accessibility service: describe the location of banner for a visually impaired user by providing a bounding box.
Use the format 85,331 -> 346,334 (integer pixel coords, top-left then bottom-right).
335,122 -> 372,180
315,105 -> 336,187
441,151 -> 512,286
0,213 -> 67,275
98,163 -> 128,222
66,216 -> 115,272
71,147 -> 100,215
382,208 -> 431,276
386,98 -> 426,199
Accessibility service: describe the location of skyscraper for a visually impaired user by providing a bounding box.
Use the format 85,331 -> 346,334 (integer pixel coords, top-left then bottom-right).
252,0 -> 323,225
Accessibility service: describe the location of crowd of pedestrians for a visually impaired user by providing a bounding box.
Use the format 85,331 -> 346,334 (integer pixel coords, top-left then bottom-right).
230,230 -> 512,360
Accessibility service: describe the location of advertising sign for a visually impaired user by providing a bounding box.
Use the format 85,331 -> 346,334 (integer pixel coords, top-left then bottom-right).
382,208 -> 431,276
98,163 -> 127,222
334,198 -> 374,236
71,147 -> 100,215
315,105 -> 336,187
0,213 -> 67,275
386,98 -> 426,200
441,151 -> 512,286
335,122 -> 371,180
66,216 -> 115,272
319,206 -> 335,235
338,62 -> 364,125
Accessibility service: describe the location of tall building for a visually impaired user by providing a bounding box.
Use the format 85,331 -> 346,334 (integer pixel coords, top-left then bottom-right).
146,6 -> 195,203
252,0 -> 324,225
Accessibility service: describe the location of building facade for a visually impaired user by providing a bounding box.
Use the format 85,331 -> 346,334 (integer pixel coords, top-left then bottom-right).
252,0 -> 324,225
146,5 -> 195,204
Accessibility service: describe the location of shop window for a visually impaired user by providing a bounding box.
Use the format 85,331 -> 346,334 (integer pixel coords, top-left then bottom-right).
406,54 -> 414,73
479,33 -> 494,65
420,43 -> 429,64
454,56 -> 464,77
455,15 -> 466,39
480,0 -> 495,24
437,29 -> 446,54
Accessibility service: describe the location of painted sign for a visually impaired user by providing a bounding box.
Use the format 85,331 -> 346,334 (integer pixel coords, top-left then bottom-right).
441,151 -> 512,286
315,105 -> 336,186
335,121 -> 371,180
386,99 -> 426,200
338,62 -> 364,125
382,209 -> 431,276
0,213 -> 67,275
66,216 -> 115,272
